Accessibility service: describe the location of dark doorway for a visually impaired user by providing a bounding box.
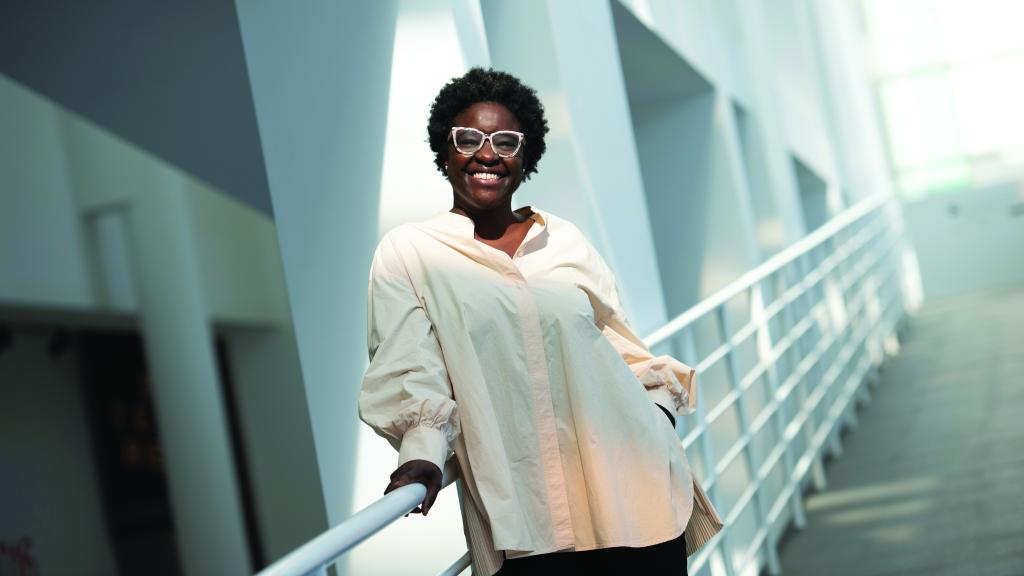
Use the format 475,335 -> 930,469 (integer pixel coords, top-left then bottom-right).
78,330 -> 181,576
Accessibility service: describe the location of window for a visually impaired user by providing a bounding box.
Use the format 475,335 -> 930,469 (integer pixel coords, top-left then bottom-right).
863,0 -> 1024,197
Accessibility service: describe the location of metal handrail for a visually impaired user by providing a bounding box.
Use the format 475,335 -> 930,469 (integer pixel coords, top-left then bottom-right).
257,464 -> 464,576
259,484 -> 426,576
257,193 -> 908,576
644,194 -> 887,349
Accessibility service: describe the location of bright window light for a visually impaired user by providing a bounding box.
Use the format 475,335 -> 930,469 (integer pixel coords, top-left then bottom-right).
949,52 -> 1024,157
878,69 -> 961,170
864,0 -> 1024,197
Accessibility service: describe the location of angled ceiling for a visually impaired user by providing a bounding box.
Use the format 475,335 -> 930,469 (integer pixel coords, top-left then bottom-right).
611,0 -> 713,107
0,0 -> 273,216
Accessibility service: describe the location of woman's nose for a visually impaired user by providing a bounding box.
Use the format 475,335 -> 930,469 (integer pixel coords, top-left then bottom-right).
474,138 -> 499,163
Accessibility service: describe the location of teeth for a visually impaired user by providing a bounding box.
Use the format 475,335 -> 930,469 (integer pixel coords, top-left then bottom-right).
472,172 -> 501,180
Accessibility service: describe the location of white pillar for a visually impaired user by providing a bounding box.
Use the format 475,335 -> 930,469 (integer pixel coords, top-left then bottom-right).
234,2 -> 399,546
738,0 -> 809,243
126,178 -> 251,576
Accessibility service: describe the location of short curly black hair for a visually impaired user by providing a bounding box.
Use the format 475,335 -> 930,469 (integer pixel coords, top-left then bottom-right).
427,67 -> 549,180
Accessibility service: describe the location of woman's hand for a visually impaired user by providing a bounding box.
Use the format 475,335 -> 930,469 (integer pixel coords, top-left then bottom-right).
385,459 -> 443,516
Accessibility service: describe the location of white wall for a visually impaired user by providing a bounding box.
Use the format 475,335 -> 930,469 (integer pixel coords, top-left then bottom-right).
0,330 -> 117,576
732,103 -> 787,256
806,0 -> 893,202
190,186 -> 291,325
762,0 -> 838,185
0,78 -> 95,310
632,91 -> 759,314
902,180 -> 1024,299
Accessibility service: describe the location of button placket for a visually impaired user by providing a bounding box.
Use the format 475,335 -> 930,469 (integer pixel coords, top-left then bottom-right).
508,273 -> 575,547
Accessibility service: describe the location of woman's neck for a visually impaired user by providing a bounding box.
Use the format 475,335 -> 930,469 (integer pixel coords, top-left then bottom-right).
451,201 -> 527,240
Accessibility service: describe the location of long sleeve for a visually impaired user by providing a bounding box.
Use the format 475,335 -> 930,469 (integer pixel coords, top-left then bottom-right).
358,234 -> 460,470
584,242 -> 697,419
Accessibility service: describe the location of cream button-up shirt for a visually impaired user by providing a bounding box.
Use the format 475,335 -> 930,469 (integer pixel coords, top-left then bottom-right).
359,207 -> 722,574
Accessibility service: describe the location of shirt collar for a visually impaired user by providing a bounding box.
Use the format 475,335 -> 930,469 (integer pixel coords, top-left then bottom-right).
430,205 -> 548,239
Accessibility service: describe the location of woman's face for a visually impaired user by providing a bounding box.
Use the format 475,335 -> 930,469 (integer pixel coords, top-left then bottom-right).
445,101 -> 525,212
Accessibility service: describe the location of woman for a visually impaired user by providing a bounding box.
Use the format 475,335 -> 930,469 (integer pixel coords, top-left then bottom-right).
359,68 -> 722,575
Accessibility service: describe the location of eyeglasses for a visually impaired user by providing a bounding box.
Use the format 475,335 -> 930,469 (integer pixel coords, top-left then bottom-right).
448,127 -> 525,158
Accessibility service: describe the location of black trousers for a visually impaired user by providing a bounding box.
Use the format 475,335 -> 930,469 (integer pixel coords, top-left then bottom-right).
494,531 -> 688,575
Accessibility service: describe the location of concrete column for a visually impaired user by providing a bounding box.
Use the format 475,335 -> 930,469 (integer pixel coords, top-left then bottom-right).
125,179 -> 251,576
234,2 -> 399,548
804,0 -> 892,201
738,0 -> 808,242
711,90 -> 766,270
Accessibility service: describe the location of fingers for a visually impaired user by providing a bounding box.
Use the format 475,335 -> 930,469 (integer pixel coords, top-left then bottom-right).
384,466 -> 418,494
420,465 -> 442,516
384,477 -> 417,498
384,477 -> 430,516
383,478 -> 404,495
422,483 -> 441,516
385,460 -> 444,516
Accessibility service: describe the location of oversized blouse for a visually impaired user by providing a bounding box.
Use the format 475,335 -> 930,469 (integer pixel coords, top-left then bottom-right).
358,207 -> 723,575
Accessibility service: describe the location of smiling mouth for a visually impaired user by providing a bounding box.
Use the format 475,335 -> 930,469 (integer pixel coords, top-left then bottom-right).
469,172 -> 506,182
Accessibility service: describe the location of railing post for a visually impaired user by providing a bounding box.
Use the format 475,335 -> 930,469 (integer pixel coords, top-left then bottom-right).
716,301 -> 781,575
751,282 -> 807,534
799,253 -> 831,493
680,328 -> 736,576
823,236 -> 848,461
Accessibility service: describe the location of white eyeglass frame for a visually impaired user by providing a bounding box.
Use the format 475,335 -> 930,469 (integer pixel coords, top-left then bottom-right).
448,127 -> 526,158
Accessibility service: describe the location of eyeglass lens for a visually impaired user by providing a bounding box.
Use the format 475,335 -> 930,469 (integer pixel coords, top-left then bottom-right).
453,128 -> 521,157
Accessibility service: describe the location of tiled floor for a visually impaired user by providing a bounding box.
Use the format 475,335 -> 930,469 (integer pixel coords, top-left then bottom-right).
777,286 -> 1024,576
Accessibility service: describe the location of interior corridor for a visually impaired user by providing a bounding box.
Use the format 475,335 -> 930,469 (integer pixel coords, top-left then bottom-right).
778,287 -> 1024,575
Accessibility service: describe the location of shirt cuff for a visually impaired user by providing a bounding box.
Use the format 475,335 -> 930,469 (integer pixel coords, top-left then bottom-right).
647,387 -> 678,420
397,425 -> 449,470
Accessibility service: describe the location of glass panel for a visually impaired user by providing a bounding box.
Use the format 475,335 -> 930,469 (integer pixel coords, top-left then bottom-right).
949,52 -> 1024,158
